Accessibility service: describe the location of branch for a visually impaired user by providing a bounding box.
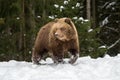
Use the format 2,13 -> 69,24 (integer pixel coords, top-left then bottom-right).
106,26 -> 119,33
108,38 -> 120,49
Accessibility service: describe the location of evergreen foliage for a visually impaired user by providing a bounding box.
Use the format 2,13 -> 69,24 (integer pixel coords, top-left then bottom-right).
0,0 -> 119,61
98,0 -> 120,56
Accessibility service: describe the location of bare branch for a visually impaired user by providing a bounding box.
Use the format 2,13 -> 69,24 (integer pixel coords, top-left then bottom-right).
108,38 -> 120,49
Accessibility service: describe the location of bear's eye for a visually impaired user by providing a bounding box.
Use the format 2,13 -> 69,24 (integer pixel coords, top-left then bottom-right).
60,27 -> 65,31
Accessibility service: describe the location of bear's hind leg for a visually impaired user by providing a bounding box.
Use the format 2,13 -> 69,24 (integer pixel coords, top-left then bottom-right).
50,52 -> 65,64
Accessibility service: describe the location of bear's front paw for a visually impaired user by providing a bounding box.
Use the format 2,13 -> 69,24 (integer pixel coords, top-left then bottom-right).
69,54 -> 79,64
68,59 -> 76,64
32,57 -> 41,65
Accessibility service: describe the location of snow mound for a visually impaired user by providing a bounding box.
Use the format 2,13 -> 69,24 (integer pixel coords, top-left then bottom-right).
0,55 -> 120,80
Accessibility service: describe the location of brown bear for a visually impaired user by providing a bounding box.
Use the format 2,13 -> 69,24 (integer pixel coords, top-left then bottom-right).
32,18 -> 79,64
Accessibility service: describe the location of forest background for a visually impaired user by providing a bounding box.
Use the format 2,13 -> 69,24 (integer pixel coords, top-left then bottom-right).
0,0 -> 120,61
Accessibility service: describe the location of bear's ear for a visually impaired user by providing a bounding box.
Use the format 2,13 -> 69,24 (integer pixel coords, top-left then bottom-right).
54,18 -> 59,22
65,18 -> 72,26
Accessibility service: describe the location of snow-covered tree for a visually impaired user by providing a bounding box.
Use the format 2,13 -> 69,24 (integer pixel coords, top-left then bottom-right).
98,0 -> 120,56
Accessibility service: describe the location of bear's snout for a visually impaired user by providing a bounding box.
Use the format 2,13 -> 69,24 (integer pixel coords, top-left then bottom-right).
54,32 -> 64,38
55,32 -> 59,37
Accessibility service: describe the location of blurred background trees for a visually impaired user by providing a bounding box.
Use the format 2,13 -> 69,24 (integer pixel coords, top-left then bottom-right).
0,0 -> 120,61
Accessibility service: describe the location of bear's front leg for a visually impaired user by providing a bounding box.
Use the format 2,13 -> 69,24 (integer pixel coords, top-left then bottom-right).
32,48 -> 41,64
32,56 -> 41,65
68,49 -> 79,64
51,51 -> 65,64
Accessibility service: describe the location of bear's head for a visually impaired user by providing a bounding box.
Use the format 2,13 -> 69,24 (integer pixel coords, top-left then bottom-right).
50,20 -> 75,42
55,18 -> 72,26
54,18 -> 77,35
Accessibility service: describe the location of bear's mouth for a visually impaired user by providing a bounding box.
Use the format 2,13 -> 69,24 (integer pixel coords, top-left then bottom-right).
54,33 -> 70,42
56,36 -> 70,42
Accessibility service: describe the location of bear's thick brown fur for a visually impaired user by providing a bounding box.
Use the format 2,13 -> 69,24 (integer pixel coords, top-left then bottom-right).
32,18 -> 79,64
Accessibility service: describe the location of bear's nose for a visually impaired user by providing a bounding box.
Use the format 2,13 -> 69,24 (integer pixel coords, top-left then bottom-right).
55,33 -> 59,36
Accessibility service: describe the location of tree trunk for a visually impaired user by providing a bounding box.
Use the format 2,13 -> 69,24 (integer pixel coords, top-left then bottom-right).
29,0 -> 36,47
19,0 -> 26,60
25,0 -> 36,60
91,0 -> 98,28
42,0 -> 46,24
86,0 -> 91,20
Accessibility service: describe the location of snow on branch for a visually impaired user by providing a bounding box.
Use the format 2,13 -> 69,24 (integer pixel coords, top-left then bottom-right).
106,26 -> 119,33
108,38 -> 120,49
102,17 -> 108,26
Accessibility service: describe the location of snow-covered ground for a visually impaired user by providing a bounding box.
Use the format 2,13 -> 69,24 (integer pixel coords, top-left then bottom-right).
0,54 -> 120,80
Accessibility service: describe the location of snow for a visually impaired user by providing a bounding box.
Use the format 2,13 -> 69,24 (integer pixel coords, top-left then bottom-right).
72,17 -> 89,22
88,29 -> 93,32
48,16 -> 55,19
72,6 -> 75,9
106,2 -> 116,9
54,4 -> 59,8
102,17 -> 108,26
64,0 -> 68,5
60,6 -> 64,9
99,45 -> 107,49
60,6 -> 64,12
84,19 -> 89,22
73,17 -> 78,20
78,17 -> 84,21
16,17 -> 20,20
76,3 -> 80,7
37,16 -> 41,18
28,51 -> 32,54
24,34 -> 26,36
0,55 -> 120,80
